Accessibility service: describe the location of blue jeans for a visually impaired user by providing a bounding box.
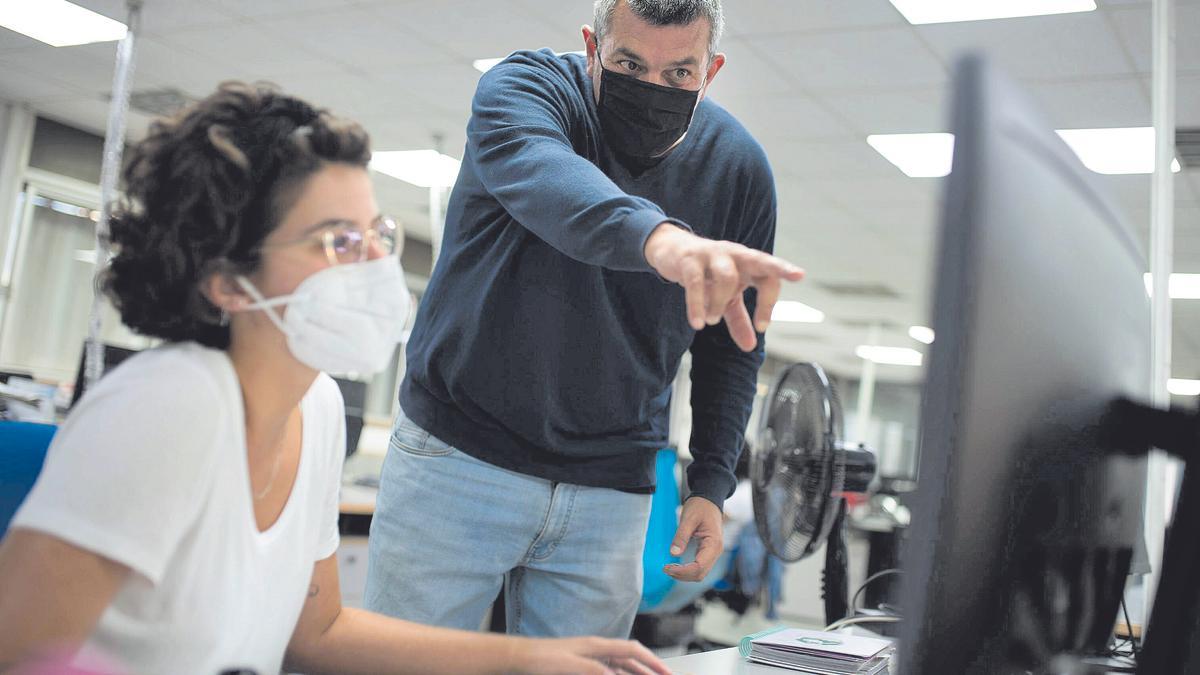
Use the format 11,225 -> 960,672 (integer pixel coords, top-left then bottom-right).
364,410 -> 653,637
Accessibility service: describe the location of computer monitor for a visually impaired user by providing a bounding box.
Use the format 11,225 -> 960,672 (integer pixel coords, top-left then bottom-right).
897,55 -> 1150,673
72,342 -> 368,456
70,341 -> 138,409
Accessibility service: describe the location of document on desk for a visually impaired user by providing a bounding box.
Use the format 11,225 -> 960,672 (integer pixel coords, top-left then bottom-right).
742,627 -> 893,674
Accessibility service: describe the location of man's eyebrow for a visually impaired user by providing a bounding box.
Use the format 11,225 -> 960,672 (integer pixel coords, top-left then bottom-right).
667,56 -> 699,68
614,46 -> 646,62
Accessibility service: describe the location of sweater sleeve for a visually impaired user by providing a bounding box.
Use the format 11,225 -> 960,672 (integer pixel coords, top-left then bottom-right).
685,151 -> 777,510
466,54 -> 689,272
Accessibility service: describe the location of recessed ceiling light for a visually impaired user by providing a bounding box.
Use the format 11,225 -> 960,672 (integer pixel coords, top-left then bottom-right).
1057,127 -> 1182,175
908,325 -> 935,344
855,345 -> 923,367
474,51 -> 587,73
868,127 -> 1181,178
370,150 -> 462,189
0,0 -> 127,47
1168,379 -> 1200,396
889,0 -> 1096,25
771,301 -> 825,323
1143,273 -> 1200,300
867,133 -> 954,178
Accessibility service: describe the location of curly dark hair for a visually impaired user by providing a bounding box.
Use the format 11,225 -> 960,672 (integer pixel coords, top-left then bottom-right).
103,81 -> 371,349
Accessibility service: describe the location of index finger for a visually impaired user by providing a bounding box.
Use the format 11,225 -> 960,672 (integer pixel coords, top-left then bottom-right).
752,275 -> 782,334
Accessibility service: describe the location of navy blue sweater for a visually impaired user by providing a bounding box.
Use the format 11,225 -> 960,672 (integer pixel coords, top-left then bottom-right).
400,50 -> 776,509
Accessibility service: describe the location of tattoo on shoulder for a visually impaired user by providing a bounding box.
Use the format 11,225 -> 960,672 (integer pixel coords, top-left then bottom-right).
308,584 -> 320,598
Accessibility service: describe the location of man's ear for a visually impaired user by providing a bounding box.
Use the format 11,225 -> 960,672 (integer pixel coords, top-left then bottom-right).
699,52 -> 726,102
582,25 -> 599,76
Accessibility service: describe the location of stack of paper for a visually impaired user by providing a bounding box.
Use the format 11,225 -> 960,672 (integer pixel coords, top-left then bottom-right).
739,627 -> 894,674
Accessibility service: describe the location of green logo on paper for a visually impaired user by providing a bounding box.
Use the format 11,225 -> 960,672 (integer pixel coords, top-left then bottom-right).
797,637 -> 842,646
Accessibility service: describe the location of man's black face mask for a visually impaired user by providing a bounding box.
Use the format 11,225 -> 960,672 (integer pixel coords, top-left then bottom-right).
595,49 -> 703,160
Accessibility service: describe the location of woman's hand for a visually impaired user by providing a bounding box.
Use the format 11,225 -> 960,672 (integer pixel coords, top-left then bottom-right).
510,636 -> 672,675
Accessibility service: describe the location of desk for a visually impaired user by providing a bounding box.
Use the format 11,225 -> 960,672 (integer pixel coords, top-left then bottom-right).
662,648 -> 784,674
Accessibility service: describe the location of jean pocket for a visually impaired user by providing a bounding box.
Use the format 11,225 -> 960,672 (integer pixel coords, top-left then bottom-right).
390,417 -> 455,457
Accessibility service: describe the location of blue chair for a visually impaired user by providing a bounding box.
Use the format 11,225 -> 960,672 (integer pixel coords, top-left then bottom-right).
640,449 -> 731,614
0,421 -> 56,535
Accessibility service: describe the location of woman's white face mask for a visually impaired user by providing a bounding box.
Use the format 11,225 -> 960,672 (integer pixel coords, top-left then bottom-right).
235,256 -> 411,376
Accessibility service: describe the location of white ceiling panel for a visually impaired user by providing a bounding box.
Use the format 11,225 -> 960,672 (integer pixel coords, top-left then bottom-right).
820,86 -> 948,135
71,0 -> 240,36
258,6 -> 460,70
0,65 -> 85,102
722,0 -> 904,36
367,0 -> 571,61
918,11 -> 1137,81
1027,77 -> 1150,128
716,93 -> 857,142
706,38 -> 806,99
158,23 -> 342,80
0,43 -> 124,97
1107,5 -> 1200,73
768,138 -> 902,180
754,27 -> 948,90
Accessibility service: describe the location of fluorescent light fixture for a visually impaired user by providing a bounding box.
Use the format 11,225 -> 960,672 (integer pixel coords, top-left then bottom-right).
908,325 -> 935,344
474,51 -> 587,73
856,345 -> 923,367
771,300 -> 825,323
1057,127 -> 1182,175
867,133 -> 954,178
472,57 -> 505,73
889,0 -> 1096,25
370,150 -> 462,188
1143,273 -> 1200,300
869,127 -> 1180,178
0,0 -> 127,47
1169,379 -> 1200,396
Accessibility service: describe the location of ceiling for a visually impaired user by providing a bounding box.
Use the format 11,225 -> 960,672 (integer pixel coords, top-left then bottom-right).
0,0 -> 1197,394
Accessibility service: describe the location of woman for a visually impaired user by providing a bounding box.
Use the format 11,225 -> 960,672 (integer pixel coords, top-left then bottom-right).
0,83 -> 667,675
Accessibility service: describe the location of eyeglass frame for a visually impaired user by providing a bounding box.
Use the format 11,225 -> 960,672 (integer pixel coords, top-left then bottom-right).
258,214 -> 401,266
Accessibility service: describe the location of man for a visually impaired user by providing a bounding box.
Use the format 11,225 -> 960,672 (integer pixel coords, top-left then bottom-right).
365,0 -> 803,639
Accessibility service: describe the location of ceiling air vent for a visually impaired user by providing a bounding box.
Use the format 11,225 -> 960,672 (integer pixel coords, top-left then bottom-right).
1178,128 -> 1200,170
815,281 -> 901,300
124,87 -> 196,117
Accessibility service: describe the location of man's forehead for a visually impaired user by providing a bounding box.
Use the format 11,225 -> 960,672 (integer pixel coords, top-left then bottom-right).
603,2 -> 711,61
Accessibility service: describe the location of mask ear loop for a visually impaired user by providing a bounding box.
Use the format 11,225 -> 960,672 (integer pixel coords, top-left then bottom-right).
234,276 -> 293,337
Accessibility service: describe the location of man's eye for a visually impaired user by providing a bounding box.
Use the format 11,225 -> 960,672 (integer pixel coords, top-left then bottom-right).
620,60 -> 642,73
675,69 -> 691,80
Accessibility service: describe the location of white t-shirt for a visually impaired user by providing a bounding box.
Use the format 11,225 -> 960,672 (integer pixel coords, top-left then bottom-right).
12,342 -> 346,675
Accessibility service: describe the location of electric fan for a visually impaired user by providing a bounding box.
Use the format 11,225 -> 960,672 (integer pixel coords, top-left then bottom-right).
751,362 -> 876,626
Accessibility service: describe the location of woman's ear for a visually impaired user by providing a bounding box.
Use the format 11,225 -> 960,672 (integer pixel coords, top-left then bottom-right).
199,262 -> 249,315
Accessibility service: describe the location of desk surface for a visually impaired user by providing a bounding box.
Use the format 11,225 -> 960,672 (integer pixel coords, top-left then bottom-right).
663,648 -> 786,675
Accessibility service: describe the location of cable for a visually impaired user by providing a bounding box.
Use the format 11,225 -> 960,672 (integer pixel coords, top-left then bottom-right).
823,615 -> 902,633
850,568 -> 903,614
1119,594 -> 1139,659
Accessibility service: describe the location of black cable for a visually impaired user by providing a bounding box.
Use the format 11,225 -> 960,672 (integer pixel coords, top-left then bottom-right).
850,568 -> 903,615
1119,594 -> 1139,659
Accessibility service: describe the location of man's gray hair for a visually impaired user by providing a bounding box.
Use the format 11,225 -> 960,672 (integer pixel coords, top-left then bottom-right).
593,0 -> 724,59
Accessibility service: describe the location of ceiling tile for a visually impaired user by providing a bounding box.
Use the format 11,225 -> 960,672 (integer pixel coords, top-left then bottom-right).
717,93 -> 857,142
1107,5 -> 1200,73
1027,77 -> 1150,128
261,6 -> 459,69
723,0 -> 904,36
706,38 -> 806,99
754,27 -> 948,90
71,0 -> 241,36
366,0 -> 574,61
917,11 -> 1136,81
820,86 -> 948,135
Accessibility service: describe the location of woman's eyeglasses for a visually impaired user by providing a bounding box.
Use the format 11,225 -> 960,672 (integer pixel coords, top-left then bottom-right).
262,216 -> 400,266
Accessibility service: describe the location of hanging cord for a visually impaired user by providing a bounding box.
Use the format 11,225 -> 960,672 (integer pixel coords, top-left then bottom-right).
84,0 -> 143,392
